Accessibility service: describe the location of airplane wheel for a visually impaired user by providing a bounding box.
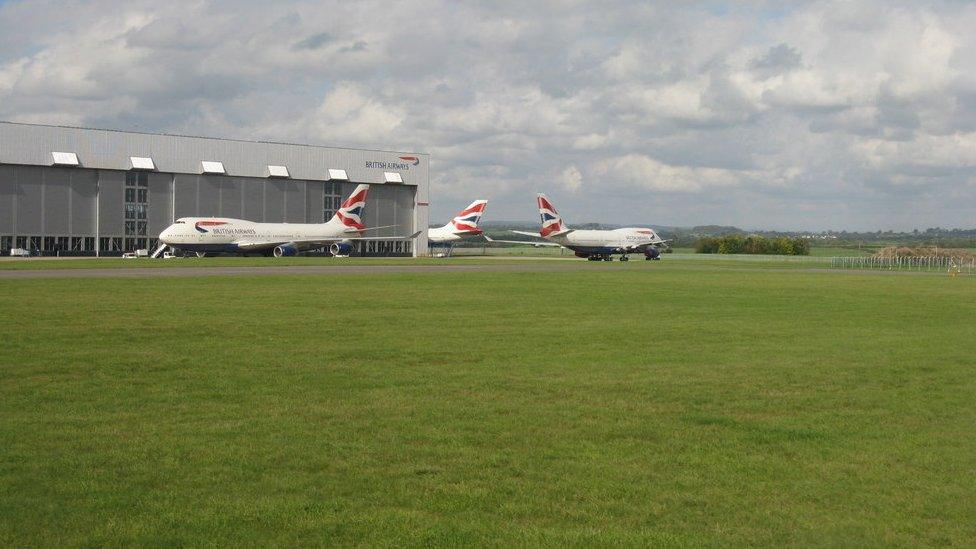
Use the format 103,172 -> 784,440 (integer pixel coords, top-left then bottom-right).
620,255 -> 629,262
603,256 -> 612,261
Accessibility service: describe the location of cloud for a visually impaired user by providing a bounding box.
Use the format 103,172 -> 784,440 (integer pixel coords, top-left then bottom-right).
592,154 -> 744,193
306,82 -> 405,143
0,0 -> 974,230
750,43 -> 802,77
559,166 -> 583,193
292,32 -> 334,51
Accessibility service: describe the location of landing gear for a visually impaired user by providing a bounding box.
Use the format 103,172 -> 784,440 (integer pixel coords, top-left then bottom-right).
619,255 -> 629,262
603,255 -> 613,261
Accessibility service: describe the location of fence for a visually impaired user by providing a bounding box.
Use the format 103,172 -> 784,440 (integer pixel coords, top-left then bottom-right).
450,245 -> 975,274
829,256 -> 975,274
666,253 -> 828,263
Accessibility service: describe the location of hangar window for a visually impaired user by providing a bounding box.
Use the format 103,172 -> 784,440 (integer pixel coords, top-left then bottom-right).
100,237 -> 124,252
129,156 -> 155,170
323,181 -> 342,221
126,171 -> 149,187
201,161 -> 225,174
124,170 -> 150,251
51,152 -> 80,166
328,169 -> 348,181
267,165 -> 289,178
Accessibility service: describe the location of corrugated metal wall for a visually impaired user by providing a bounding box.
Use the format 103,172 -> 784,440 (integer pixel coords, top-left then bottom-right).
97,171 -> 125,237
147,173 -> 172,236
0,122 -> 429,255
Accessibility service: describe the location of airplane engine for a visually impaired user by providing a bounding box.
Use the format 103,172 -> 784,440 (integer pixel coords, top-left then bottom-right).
330,241 -> 353,257
273,243 -> 299,257
644,248 -> 661,260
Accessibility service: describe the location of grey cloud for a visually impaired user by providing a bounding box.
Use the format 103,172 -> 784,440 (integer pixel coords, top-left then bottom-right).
125,18 -> 212,50
0,0 -> 974,230
339,41 -> 368,53
292,32 -> 334,50
750,43 -> 801,77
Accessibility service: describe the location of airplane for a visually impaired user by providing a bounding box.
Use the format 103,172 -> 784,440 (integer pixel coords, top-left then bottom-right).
484,193 -> 669,261
155,184 -> 420,257
427,199 -> 489,256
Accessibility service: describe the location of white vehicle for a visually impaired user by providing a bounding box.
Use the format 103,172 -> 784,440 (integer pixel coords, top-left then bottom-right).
122,252 -> 138,259
486,193 -> 669,261
157,184 -> 419,257
9,248 -> 30,257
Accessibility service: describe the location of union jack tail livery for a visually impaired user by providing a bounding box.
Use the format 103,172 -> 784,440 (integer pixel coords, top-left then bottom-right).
332,184 -> 369,232
493,191 -> 667,261
450,200 -> 488,234
537,193 -> 568,237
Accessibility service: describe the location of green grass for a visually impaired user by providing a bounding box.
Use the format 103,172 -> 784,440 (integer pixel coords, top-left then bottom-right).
1,265 -> 974,545
0,256 -> 556,271
807,246 -> 874,256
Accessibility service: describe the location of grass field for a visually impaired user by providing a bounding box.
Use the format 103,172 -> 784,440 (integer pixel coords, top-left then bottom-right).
0,256 -> 498,270
1,261 -> 974,545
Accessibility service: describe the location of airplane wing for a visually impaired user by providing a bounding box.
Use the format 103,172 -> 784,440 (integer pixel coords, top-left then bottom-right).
351,231 -> 422,241
616,239 -> 672,253
510,230 -> 543,238
233,231 -> 421,251
513,228 -> 574,237
482,235 -> 562,247
356,224 -> 400,232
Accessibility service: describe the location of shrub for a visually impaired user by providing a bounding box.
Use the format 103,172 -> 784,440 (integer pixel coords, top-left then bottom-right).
694,235 -> 810,255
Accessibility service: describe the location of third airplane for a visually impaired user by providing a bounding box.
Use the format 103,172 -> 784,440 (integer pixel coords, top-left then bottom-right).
486,193 -> 668,261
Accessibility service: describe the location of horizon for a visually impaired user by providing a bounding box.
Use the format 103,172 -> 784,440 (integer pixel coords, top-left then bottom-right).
457,220 -> 976,234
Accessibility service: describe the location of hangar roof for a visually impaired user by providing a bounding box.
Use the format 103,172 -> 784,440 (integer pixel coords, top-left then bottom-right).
0,121 -> 427,186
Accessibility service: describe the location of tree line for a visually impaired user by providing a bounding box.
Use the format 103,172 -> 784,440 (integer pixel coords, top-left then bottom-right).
694,235 -> 811,255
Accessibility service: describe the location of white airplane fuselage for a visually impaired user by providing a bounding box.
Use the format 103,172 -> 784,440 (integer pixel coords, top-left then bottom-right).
159,217 -> 361,254
546,228 -> 663,255
427,226 -> 478,243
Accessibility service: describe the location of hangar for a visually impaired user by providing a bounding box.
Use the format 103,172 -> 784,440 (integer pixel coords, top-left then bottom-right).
0,121 -> 429,257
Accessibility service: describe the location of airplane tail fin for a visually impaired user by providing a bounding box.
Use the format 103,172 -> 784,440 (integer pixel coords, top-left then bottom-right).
445,199 -> 488,234
330,184 -> 370,231
537,193 -> 569,236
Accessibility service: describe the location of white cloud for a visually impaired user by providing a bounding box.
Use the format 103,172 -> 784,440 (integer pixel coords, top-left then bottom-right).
559,165 -> 583,193
592,154 -> 744,193
0,0 -> 974,230
307,83 -> 405,144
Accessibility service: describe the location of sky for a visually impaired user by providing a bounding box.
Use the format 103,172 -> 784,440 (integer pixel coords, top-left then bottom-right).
0,0 -> 974,230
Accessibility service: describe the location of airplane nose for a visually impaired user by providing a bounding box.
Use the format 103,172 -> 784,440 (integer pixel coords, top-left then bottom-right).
159,226 -> 173,242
